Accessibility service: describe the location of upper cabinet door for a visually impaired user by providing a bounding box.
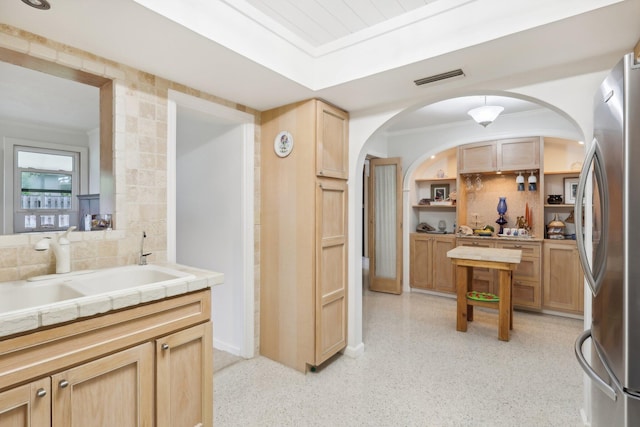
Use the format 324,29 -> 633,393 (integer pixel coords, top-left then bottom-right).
497,137 -> 541,171
458,137 -> 541,174
458,141 -> 497,174
316,101 -> 349,179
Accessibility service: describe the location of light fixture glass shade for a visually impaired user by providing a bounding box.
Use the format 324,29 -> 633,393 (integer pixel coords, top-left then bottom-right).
528,171 -> 537,191
468,105 -> 504,127
516,173 -> 525,191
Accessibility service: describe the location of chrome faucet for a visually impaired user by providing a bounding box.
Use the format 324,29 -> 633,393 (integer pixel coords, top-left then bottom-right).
139,231 -> 152,265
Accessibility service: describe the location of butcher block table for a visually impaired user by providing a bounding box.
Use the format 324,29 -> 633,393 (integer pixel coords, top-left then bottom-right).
447,246 -> 522,341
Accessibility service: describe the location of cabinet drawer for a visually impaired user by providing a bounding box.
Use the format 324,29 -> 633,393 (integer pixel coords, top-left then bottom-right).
457,239 -> 495,249
512,257 -> 540,282
495,241 -> 541,257
512,279 -> 541,310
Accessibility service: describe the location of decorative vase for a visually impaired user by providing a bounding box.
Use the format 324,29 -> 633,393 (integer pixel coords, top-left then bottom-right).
497,197 -> 507,215
496,197 -> 508,234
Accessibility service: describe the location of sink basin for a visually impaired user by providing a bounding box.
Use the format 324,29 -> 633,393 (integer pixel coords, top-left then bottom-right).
0,264 -> 196,316
64,264 -> 195,296
0,281 -> 84,312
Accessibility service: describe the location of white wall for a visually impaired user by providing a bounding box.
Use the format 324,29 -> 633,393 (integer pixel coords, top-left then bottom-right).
176,108 -> 245,355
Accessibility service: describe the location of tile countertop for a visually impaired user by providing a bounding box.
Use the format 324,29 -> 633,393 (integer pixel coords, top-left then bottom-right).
0,263 -> 224,339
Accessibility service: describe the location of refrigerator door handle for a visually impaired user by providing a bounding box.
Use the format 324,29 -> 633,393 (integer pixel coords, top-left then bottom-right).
575,329 -> 617,401
575,138 -> 608,296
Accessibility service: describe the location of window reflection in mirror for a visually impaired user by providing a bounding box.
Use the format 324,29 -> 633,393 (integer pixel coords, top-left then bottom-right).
0,49 -> 112,234
14,146 -> 81,233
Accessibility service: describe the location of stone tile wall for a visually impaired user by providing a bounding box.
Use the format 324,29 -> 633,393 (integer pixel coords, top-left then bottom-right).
0,22 -> 261,341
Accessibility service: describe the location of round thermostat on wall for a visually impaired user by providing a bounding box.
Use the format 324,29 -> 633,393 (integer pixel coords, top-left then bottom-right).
274,131 -> 293,157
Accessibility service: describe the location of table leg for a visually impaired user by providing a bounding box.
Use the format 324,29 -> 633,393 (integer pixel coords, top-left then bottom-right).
456,265 -> 471,332
497,270 -> 512,341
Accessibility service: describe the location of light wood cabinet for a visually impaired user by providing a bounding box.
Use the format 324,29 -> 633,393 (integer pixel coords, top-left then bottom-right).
543,240 -> 584,314
410,233 -> 456,293
0,290 -> 213,427
316,102 -> 349,179
458,141 -> 497,174
156,322 -> 213,427
497,137 -> 540,171
458,137 -> 540,174
0,378 -> 50,426
495,241 -> 541,310
261,99 -> 349,372
52,343 -> 154,426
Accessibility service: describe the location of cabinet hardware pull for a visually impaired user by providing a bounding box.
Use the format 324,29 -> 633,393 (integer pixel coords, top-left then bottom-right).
162,343 -> 169,350
59,380 -> 69,388
36,388 -> 47,397
515,245 -> 522,248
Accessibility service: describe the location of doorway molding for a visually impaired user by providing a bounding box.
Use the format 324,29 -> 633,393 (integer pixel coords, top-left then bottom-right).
167,90 -> 255,358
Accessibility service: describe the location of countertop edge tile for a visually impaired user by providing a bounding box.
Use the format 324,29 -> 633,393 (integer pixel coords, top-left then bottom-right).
0,311 -> 39,336
77,294 -> 113,317
39,302 -> 79,327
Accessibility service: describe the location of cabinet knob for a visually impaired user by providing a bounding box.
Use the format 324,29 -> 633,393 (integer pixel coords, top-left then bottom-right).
161,343 -> 169,350
59,380 -> 69,388
472,242 -> 479,246
36,388 -> 47,398
514,245 -> 522,248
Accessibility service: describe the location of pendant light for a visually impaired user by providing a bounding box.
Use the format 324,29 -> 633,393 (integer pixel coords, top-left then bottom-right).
516,172 -> 525,191
528,171 -> 537,191
468,96 -> 504,127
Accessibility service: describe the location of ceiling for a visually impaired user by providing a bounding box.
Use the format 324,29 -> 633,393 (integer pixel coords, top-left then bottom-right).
0,0 -> 639,132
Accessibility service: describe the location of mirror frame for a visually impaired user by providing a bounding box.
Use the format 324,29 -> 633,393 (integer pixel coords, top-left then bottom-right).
0,46 -> 114,233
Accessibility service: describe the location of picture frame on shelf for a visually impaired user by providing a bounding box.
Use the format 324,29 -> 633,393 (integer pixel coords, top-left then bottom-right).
431,184 -> 449,201
564,177 -> 579,204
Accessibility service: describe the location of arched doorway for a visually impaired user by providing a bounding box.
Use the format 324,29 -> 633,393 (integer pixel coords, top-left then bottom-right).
347,91 -> 588,355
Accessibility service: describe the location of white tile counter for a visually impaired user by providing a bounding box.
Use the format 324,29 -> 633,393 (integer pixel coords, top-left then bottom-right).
0,263 -> 223,338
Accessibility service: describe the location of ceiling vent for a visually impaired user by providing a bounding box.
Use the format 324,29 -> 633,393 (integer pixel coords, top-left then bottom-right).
414,69 -> 464,86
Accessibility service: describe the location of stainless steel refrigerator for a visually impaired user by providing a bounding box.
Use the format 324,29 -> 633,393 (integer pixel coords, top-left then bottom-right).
574,52 -> 640,426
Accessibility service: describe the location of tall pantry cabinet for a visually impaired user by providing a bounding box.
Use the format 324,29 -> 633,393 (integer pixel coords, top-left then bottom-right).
260,99 -> 349,372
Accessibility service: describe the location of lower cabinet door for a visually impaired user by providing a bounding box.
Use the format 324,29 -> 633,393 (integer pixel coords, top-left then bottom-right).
432,236 -> 456,293
156,322 -> 213,427
0,378 -> 50,426
52,342 -> 154,426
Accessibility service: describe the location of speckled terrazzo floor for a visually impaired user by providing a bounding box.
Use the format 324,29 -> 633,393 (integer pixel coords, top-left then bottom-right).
214,290 -> 584,426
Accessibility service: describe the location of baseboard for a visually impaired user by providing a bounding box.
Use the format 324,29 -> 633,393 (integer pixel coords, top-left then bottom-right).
213,338 -> 241,356
344,342 -> 365,358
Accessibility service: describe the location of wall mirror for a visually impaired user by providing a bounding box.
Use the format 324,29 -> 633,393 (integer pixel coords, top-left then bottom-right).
0,47 -> 113,234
